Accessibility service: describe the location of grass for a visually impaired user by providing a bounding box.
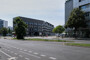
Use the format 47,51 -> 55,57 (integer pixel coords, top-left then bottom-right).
13,38 -> 73,42
65,43 -> 90,47
25,38 -> 73,42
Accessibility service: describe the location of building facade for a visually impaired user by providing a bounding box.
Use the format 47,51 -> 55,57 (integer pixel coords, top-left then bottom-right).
0,19 -> 8,29
65,0 -> 90,27
13,16 -> 54,36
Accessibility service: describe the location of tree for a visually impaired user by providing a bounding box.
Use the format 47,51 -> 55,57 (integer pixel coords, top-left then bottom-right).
0,27 -> 8,36
8,28 -> 12,34
53,25 -> 65,34
65,8 -> 87,32
14,17 -> 27,39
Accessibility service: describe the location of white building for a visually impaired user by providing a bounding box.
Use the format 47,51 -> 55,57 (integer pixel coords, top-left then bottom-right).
0,19 -> 8,29
65,0 -> 90,27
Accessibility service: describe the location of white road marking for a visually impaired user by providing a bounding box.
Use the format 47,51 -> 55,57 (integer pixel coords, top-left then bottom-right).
14,53 -> 18,55
24,50 -> 27,51
40,55 -> 46,57
20,49 -> 23,50
0,50 -> 12,58
29,51 -> 32,53
19,55 -> 23,57
25,58 -> 30,60
34,53 -> 38,55
20,51 -> 40,58
8,57 -> 16,60
49,57 -> 56,60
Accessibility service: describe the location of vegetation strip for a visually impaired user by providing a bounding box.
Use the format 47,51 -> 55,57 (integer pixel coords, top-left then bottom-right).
65,43 -> 90,47
13,38 -> 73,42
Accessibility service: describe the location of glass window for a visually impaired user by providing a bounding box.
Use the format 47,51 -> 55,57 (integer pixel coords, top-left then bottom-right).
85,12 -> 90,17
79,0 -> 84,2
80,4 -> 90,10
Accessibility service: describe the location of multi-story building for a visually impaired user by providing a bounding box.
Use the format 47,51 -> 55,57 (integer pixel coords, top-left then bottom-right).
0,19 -> 8,29
13,16 -> 54,36
65,0 -> 90,27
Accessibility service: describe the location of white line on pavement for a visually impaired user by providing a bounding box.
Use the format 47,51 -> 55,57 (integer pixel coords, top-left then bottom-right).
24,50 -> 27,51
33,53 -> 38,55
40,55 -> 46,57
29,51 -> 32,53
0,50 -> 12,58
49,57 -> 56,60
25,58 -> 30,60
14,53 -> 18,55
19,55 -> 23,57
20,51 -> 40,58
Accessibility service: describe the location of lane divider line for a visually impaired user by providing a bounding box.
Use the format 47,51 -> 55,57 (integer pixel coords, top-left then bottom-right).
0,50 -> 12,58
20,51 -> 40,58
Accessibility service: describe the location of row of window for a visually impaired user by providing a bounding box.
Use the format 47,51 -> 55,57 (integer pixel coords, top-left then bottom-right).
25,22 -> 42,26
79,0 -> 84,2
85,12 -> 90,17
80,4 -> 90,10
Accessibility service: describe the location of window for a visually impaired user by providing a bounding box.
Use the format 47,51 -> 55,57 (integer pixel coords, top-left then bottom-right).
80,4 -> 90,10
79,0 -> 84,2
85,12 -> 90,17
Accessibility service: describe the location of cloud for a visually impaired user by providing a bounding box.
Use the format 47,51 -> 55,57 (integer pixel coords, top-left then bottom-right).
0,0 -> 65,26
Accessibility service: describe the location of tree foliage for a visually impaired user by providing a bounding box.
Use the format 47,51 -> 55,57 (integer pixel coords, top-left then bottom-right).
53,25 -> 65,34
65,8 -> 87,31
8,28 -> 12,34
14,17 -> 27,39
0,27 -> 8,36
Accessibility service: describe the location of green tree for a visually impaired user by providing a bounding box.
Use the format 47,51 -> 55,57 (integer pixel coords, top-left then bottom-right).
14,17 -> 27,39
53,25 -> 65,34
8,28 -> 12,34
65,8 -> 87,32
0,27 -> 8,36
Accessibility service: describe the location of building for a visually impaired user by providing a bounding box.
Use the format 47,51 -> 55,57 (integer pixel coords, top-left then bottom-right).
65,0 -> 90,27
0,19 -> 8,29
65,0 -> 73,24
13,16 -> 54,36
8,26 -> 13,30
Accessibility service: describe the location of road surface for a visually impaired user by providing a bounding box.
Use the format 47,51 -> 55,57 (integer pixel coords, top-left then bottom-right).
0,39 -> 90,60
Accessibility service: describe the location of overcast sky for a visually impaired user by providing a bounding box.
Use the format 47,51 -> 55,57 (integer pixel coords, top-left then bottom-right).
0,0 -> 65,27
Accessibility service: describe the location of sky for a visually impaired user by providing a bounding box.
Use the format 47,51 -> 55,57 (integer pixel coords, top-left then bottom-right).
0,0 -> 65,27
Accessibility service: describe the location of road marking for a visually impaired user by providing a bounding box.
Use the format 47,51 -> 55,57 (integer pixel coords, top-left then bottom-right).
14,53 -> 18,55
20,49 -> 23,50
29,51 -> 32,53
25,58 -> 30,60
34,53 -> 38,55
49,57 -> 56,60
40,55 -> 46,57
17,48 -> 19,49
19,55 -> 23,57
20,51 -> 40,58
0,50 -> 12,58
24,50 -> 27,51
8,57 -> 16,60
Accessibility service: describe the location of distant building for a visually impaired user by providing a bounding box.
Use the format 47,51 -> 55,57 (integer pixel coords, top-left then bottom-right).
0,19 -> 8,29
65,0 -> 90,27
13,16 -> 54,36
8,26 -> 13,30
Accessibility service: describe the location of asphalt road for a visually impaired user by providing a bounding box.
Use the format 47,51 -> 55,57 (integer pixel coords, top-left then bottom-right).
0,39 -> 90,60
